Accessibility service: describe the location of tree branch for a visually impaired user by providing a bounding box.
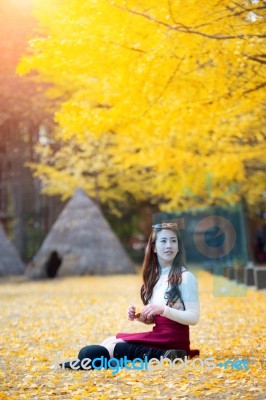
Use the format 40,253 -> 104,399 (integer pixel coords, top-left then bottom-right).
141,58 -> 184,117
109,1 -> 266,40
245,54 -> 266,65
243,81 -> 266,95
167,0 -> 190,31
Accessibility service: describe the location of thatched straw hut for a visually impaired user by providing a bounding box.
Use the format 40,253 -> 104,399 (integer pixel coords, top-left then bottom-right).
27,189 -> 134,278
0,224 -> 25,276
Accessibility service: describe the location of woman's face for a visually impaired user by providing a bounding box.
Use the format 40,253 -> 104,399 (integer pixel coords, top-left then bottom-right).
154,229 -> 179,267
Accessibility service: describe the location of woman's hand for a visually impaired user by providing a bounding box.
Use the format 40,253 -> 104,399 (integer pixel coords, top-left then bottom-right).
127,305 -> 136,321
136,313 -> 155,324
141,305 -> 165,319
127,305 -> 155,324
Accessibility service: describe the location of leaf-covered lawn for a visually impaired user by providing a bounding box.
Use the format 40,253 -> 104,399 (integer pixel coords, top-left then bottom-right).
0,270 -> 265,399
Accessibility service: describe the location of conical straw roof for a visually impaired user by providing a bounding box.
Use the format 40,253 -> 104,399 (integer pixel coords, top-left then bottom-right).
27,188 -> 134,278
0,224 -> 25,276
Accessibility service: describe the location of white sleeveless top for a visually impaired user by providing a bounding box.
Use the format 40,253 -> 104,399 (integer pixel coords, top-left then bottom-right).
149,266 -> 200,326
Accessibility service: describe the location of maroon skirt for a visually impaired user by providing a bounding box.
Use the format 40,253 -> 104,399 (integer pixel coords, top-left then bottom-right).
116,315 -> 200,359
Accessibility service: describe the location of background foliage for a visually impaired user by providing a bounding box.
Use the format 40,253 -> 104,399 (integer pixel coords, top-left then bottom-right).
18,0 -> 266,211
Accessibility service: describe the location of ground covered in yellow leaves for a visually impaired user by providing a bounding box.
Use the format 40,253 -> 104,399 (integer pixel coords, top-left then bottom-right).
0,269 -> 265,399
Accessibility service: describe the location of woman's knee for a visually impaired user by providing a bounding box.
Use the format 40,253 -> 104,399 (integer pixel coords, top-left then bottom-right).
78,345 -> 92,360
78,345 -> 110,361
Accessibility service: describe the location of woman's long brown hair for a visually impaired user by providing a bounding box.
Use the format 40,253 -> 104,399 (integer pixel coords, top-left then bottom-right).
140,228 -> 187,305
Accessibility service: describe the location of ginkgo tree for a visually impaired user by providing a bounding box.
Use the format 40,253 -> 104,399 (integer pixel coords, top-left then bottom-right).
18,0 -> 266,212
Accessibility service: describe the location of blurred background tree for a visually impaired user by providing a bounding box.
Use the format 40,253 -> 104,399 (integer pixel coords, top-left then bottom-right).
1,0 -> 265,262
17,0 -> 266,211
0,0 -> 63,260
